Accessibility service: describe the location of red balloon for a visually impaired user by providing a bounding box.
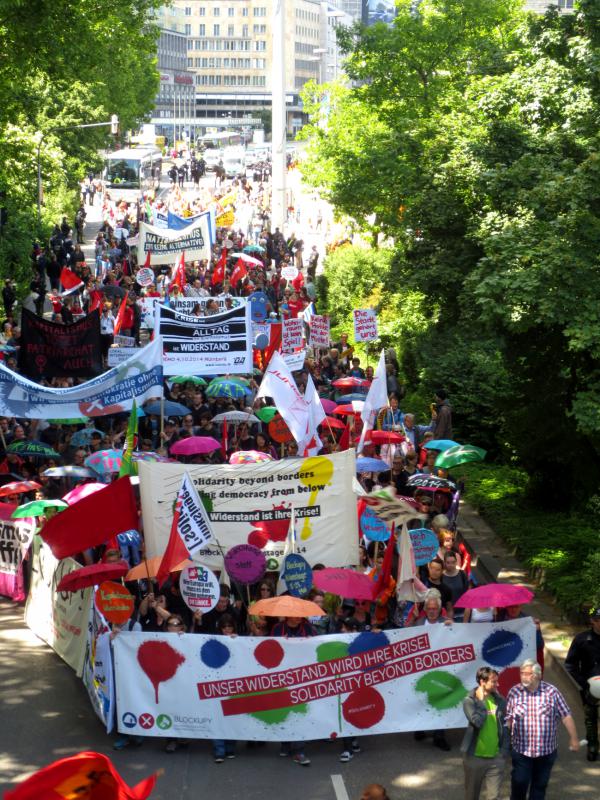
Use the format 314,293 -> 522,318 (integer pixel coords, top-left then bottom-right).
253,639 -> 285,669
342,687 -> 385,729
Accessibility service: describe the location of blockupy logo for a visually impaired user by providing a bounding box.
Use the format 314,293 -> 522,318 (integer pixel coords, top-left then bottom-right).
156,714 -> 173,730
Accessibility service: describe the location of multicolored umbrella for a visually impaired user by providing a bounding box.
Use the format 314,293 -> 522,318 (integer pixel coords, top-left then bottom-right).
70,428 -> 104,447
170,375 -> 207,386
56,561 -> 130,593
435,445 -> 486,469
206,379 -> 251,399
356,457 -> 390,474
171,436 -> 221,456
63,483 -> 106,505
212,411 -> 260,424
229,450 -> 274,464
84,449 -> 122,475
255,406 -> 278,423
332,377 -> 371,389
131,451 -> 174,463
7,441 -> 60,459
11,499 -> 67,517
0,480 -> 42,498
42,466 -> 96,479
249,596 -> 325,617
406,473 -> 457,492
313,568 -> 375,601
454,583 -> 534,609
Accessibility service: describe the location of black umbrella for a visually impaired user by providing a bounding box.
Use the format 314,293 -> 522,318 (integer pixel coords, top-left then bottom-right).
406,474 -> 457,492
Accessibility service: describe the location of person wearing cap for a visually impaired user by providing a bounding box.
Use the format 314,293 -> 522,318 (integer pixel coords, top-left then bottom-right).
565,608 -> 600,761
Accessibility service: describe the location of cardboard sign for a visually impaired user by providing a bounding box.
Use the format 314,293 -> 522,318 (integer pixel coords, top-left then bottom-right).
408,528 -> 440,566
136,268 -> 155,287
309,314 -> 330,350
268,415 -> 293,443
180,564 -> 220,612
224,544 -> 266,584
95,581 -> 135,624
282,349 -> 306,372
282,553 -> 313,597
353,308 -> 378,342
282,318 -> 304,353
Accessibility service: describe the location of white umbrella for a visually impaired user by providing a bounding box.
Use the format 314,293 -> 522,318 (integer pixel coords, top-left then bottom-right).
230,252 -> 263,266
212,411 -> 260,424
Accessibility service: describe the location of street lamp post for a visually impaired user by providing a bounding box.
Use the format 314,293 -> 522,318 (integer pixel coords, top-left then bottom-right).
37,116 -> 119,224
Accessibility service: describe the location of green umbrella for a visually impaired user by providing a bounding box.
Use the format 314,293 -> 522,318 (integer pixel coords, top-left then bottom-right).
7,440 -> 61,459
48,418 -> 88,425
435,445 -> 486,470
255,406 -> 278,423
211,376 -> 251,388
11,499 -> 68,518
170,376 -> 207,386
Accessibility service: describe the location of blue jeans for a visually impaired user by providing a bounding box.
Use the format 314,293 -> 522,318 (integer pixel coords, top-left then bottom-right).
213,739 -> 235,758
510,749 -> 557,800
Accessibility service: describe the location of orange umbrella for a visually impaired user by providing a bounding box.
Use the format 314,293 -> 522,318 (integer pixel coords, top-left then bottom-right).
249,596 -> 325,617
125,556 -> 193,581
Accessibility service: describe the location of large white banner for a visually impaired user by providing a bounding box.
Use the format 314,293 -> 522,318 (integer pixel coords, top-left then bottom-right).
82,601 -> 115,733
137,216 -> 211,265
157,303 -> 253,376
138,450 -> 358,570
0,338 -> 163,419
25,539 -> 92,675
137,296 -> 244,329
113,619 -> 535,741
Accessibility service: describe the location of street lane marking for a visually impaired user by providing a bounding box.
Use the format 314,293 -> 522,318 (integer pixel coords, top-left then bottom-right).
331,774 -> 351,800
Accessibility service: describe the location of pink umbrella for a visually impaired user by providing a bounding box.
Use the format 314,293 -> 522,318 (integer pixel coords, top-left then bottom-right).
170,436 -> 221,456
454,583 -> 534,609
313,568 -> 376,601
63,482 -> 106,505
229,450 -> 274,464
320,398 -> 337,414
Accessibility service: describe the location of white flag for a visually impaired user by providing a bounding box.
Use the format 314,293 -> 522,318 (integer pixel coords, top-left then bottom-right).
357,349 -> 388,454
255,351 -> 311,444
178,472 -> 214,554
299,374 -> 326,456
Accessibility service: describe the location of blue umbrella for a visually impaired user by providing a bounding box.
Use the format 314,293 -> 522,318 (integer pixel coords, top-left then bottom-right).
356,457 -> 390,474
70,428 -> 104,447
206,380 -> 251,399
424,439 -> 459,451
144,400 -> 191,417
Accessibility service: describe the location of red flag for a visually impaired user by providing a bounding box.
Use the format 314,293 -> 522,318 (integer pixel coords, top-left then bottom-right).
113,292 -> 128,335
338,423 -> 351,451
89,290 -> 103,313
171,250 -> 186,292
373,524 -> 396,599
143,249 -> 152,269
230,258 -> 247,289
60,267 -> 83,295
221,418 -> 228,459
211,248 -> 227,286
262,322 -> 282,369
40,477 -> 138,560
4,750 -> 157,800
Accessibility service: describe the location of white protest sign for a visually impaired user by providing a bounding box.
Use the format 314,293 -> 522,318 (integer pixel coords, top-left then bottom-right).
136,268 -> 155,287
113,334 -> 135,347
282,349 -> 306,372
282,318 -> 304,352
353,308 -> 378,342
309,314 -> 330,349
176,473 -> 215,554
180,564 -> 220,612
108,347 -> 139,367
281,265 -> 299,281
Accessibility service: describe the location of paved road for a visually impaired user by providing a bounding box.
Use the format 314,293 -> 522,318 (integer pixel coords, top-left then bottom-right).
1,598 -> 596,799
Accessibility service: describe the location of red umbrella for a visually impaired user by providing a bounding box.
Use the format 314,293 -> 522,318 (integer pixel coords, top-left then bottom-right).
334,402 -> 364,416
332,377 -> 371,389
366,430 -> 405,444
0,480 -> 41,498
56,560 -> 129,593
170,436 -> 221,455
313,568 -> 376,601
319,416 -> 346,430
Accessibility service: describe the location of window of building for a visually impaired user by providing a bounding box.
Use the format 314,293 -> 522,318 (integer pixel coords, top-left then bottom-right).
253,7 -> 267,17
242,24 -> 248,36
199,7 -> 205,16
213,24 -> 220,35
254,40 -> 266,51
185,6 -> 191,16
252,76 -> 266,87
242,7 -> 248,16
228,7 -> 235,16
187,57 -> 193,66
213,7 -> 220,15
228,24 -> 234,36
253,58 -> 266,69
199,24 -> 205,35
253,24 -> 266,33
184,23 -> 191,35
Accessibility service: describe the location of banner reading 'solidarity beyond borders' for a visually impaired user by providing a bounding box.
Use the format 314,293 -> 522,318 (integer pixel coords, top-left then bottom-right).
0,337 -> 163,419
113,618 -> 535,741
156,303 -> 253,376
137,215 -> 211,265
138,450 -> 357,569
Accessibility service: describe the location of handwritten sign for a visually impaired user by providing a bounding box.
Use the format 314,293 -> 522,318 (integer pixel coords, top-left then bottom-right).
309,314 -> 330,350
224,544 -> 266,584
180,564 -> 220,612
408,528 -> 440,566
282,554 -> 313,597
95,581 -> 135,624
360,506 -> 391,542
281,265 -> 299,281
282,349 -> 306,372
353,308 -> 378,342
282,317 -> 304,352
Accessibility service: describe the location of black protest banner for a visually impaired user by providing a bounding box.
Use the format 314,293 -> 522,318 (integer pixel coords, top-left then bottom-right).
19,309 -> 102,379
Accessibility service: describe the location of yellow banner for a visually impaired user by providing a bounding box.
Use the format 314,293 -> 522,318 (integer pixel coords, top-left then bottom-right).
216,209 -> 235,227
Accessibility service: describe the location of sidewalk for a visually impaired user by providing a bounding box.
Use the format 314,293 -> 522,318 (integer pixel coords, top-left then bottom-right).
459,501 -> 583,709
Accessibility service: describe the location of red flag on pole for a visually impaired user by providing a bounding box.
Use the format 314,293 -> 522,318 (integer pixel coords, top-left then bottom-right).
373,524 -> 396,599
40,477 -> 138,560
113,292 -> 128,335
230,258 -> 247,289
60,267 -> 84,295
338,423 -> 351,451
4,750 -> 157,800
143,249 -> 152,269
211,248 -> 227,286
171,250 -> 186,292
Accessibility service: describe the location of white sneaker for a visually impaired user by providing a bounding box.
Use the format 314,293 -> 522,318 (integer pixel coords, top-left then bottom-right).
339,751 -> 353,762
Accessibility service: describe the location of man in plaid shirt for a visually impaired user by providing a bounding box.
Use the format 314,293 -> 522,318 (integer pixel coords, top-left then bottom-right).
506,659 -> 580,799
